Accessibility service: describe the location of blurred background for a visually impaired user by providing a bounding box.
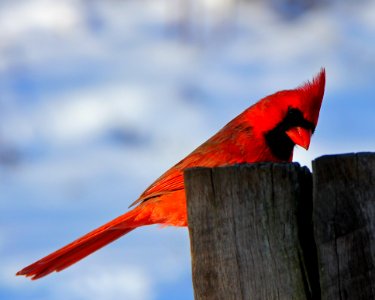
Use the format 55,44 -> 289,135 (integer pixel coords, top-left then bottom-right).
0,0 -> 374,299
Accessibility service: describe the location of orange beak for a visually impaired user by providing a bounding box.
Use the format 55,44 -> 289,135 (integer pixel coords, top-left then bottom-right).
286,127 -> 312,150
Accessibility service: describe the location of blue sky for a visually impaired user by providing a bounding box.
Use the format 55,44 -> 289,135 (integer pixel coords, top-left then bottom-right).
0,0 -> 374,299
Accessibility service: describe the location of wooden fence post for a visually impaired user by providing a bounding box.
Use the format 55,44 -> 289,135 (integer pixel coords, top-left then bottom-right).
184,163 -> 319,300
313,153 -> 375,300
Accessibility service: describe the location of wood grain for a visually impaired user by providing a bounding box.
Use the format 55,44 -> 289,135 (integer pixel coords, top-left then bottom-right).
185,163 -> 318,300
313,152 -> 375,300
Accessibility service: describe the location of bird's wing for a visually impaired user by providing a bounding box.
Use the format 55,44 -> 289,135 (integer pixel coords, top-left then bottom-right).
130,152 -> 238,208
130,118 -> 254,207
128,153 -> 201,207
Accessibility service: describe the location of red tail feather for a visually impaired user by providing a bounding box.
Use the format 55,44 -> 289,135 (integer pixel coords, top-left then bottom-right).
16,208 -> 143,280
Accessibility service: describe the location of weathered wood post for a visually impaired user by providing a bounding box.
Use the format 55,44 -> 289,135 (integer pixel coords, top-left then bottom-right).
313,153 -> 375,300
185,153 -> 375,300
184,163 -> 319,300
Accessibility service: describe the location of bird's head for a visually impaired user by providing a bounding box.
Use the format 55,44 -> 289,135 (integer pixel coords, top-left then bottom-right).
248,69 -> 326,161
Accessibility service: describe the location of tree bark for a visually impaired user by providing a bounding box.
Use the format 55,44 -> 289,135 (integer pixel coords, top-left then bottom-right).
313,152 -> 375,300
185,163 -> 318,300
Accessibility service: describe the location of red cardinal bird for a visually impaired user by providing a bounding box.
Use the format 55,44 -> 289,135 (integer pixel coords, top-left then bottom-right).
17,69 -> 325,280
